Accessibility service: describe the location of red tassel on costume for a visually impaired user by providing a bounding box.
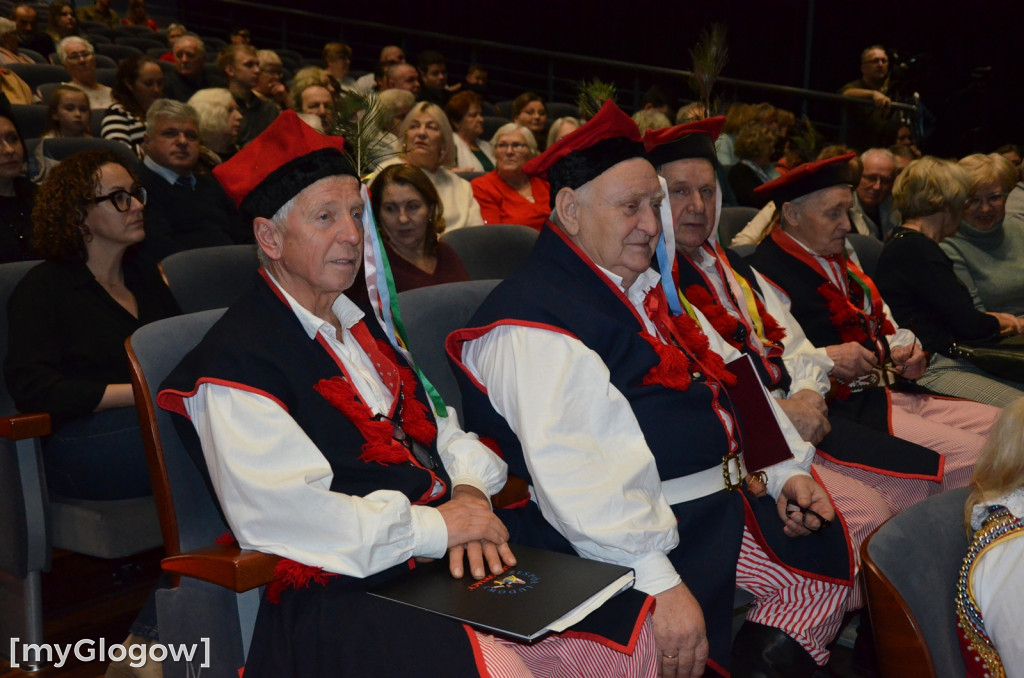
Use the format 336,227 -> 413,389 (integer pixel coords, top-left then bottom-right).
265,558 -> 337,605
215,531 -> 237,546
639,333 -> 694,391
671,314 -> 737,387
479,437 -> 504,458
360,440 -> 409,465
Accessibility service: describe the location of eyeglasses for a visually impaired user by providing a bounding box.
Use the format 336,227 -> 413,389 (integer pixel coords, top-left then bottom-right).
92,186 -> 147,212
785,499 -> 832,533
64,51 -> 93,62
862,173 -> 894,187
966,193 -> 1007,209
496,142 -> 528,152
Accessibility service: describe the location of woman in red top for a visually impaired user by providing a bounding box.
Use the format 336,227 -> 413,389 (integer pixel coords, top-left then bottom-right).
470,123 -> 551,230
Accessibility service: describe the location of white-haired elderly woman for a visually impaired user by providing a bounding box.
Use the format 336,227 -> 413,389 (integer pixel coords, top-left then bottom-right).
875,156 -> 1024,407
56,36 -> 112,109
0,18 -> 32,65
470,122 -> 550,230
378,101 -> 483,231
188,87 -> 243,169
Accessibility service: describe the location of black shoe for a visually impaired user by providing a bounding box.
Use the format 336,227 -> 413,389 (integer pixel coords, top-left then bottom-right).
731,621 -> 818,678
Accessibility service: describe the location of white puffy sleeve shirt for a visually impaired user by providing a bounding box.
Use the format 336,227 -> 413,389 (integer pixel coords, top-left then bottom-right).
181,277 -> 508,578
460,266 -> 812,596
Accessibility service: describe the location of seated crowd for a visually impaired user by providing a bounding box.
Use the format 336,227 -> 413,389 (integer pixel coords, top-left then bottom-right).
3,15 -> 1024,677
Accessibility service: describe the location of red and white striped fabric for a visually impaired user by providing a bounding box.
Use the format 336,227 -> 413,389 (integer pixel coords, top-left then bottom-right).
735,527 -> 849,666
889,392 -> 998,491
487,617 -> 659,678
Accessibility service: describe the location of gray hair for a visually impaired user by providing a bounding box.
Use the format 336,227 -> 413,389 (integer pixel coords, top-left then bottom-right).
860,147 -> 896,166
173,35 -> 205,56
377,88 -> 415,132
187,87 -> 234,138
258,175 -> 358,266
145,98 -> 198,136
490,122 -> 538,156
56,36 -> 93,65
0,18 -> 17,40
546,116 -> 579,149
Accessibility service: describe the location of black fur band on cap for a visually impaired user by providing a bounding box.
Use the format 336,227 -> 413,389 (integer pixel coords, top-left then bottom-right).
546,137 -> 647,208
239,148 -> 357,220
646,134 -> 719,170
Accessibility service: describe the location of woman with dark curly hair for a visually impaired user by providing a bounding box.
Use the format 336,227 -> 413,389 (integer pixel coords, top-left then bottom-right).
101,55 -> 164,158
368,163 -> 468,292
4,149 -> 180,501
727,121 -> 778,208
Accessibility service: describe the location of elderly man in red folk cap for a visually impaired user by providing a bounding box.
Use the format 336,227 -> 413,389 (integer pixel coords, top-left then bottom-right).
642,118 -> 953,627
447,101 -> 854,678
745,153 -> 998,497
157,111 -> 659,677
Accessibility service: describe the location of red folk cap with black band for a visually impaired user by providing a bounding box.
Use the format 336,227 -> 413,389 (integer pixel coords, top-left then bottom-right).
642,116 -> 726,168
753,152 -> 857,206
213,110 -> 357,221
522,99 -> 646,208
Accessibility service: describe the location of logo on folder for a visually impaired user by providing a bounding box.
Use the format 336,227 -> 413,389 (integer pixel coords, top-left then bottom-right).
483,569 -> 539,595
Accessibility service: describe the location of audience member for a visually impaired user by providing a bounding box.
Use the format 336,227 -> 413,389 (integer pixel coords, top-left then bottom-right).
727,121 -> 776,207
136,98 -> 249,266
380,102 -> 483,231
12,3 -> 54,59
219,43 -> 277,147
0,111 -> 34,263
893,124 -> 922,158
876,156 -> 1024,406
471,122 -> 549,230
101,55 -> 164,158
292,81 -> 332,131
56,36 -> 112,109
850,148 -> 901,239
187,87 -> 242,168
354,44 -> 404,94
252,49 -> 288,110
941,153 -> 1024,316
632,109 -> 670,134
121,0 -> 157,31
374,88 -> 414,159
417,49 -> 450,106
996,143 -> 1023,179
958,398 -> 1024,677
77,0 -> 119,28
840,45 -> 898,151
160,110 -> 656,676
0,18 -> 32,64
445,90 -> 493,172
322,41 -> 355,91
749,154 -> 996,496
45,1 -> 79,44
449,101 -> 854,677
6,148 -> 179,500
162,36 -> 224,102
640,85 -> 672,117
460,63 -> 490,101
383,62 -> 420,99
228,28 -> 251,46
889,144 -> 915,175
716,101 -> 751,167
511,92 -> 547,150
675,101 -> 707,124
41,84 -> 90,138
369,163 -> 468,290
545,116 -> 578,148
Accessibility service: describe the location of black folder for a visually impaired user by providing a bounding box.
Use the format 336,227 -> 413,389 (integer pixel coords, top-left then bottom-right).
369,544 -> 634,642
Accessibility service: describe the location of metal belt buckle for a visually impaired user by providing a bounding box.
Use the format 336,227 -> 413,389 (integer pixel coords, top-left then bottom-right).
722,449 -> 743,491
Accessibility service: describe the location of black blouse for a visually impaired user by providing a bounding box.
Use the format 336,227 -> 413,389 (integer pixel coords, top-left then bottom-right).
874,228 -> 1000,355
4,253 -> 181,425
0,178 -> 36,264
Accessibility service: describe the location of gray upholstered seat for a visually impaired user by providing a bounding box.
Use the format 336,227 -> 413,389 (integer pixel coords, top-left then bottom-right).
442,224 -> 538,281
848,233 -> 884,278
862,486 -> 970,678
158,245 -> 260,314
717,206 -> 760,247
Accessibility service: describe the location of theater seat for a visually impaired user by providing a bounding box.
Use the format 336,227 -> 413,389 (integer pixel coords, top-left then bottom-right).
158,245 -> 259,314
862,486 -> 969,678
442,224 -> 538,281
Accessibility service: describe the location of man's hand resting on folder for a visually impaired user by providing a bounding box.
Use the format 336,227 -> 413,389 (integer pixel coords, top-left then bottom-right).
775,390 -> 830,445
778,475 -> 835,537
653,582 -> 708,678
438,485 -> 517,580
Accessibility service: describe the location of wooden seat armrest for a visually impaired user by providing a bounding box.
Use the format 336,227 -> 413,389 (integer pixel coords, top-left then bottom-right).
162,543 -> 281,592
0,412 -> 51,440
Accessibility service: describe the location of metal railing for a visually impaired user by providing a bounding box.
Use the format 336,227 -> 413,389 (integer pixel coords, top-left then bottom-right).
180,0 -> 919,143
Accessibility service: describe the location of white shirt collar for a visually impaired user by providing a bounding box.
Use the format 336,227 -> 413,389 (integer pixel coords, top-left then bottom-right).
595,265 -> 661,309
264,271 -> 365,340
